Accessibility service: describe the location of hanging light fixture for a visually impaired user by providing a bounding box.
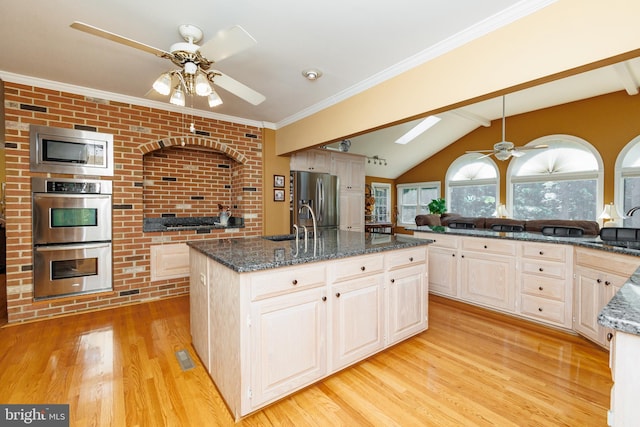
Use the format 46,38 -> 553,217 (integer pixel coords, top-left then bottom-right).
152,72 -> 173,96
169,85 -> 186,106
154,65 -> 223,109
207,90 -> 223,107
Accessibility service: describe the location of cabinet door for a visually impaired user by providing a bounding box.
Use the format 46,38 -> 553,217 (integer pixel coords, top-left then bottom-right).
189,249 -> 210,372
387,264 -> 427,345
331,274 -> 384,371
290,150 -> 331,173
428,247 -> 458,297
573,266 -> 606,345
332,154 -> 365,191
250,287 -> 327,408
459,252 -> 516,312
339,190 -> 364,231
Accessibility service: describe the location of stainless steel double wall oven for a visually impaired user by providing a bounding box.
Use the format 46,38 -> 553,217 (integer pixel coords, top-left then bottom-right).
32,177 -> 113,299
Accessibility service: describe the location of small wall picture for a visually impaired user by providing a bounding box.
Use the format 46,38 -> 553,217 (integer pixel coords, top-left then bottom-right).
274,174 -> 285,188
274,189 -> 285,201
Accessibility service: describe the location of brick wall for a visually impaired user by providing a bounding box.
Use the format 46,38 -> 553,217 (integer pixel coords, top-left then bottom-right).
3,82 -> 263,323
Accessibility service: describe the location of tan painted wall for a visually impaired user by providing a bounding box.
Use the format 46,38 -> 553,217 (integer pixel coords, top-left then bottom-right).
397,90 -> 640,207
275,0 -> 640,155
262,128 -> 292,235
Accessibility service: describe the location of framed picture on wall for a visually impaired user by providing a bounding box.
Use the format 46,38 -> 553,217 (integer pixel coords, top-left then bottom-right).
274,174 -> 285,188
274,189 -> 285,201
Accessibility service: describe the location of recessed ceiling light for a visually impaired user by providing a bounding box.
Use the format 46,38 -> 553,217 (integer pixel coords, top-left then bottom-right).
302,69 -> 323,81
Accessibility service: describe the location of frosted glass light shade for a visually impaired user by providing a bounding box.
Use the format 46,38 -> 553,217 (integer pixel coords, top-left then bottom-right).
195,73 -> 213,96
169,86 -> 185,106
152,72 -> 172,96
208,90 -> 223,107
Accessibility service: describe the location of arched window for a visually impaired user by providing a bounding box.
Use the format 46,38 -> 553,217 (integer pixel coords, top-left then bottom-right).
446,154 -> 499,216
615,135 -> 640,227
507,135 -> 603,220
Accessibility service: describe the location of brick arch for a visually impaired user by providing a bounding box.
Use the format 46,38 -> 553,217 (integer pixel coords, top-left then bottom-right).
138,135 -> 248,164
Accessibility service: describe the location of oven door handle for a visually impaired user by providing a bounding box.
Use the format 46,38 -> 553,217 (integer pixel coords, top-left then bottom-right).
35,242 -> 111,251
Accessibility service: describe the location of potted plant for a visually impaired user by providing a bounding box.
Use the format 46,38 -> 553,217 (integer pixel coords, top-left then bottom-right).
428,198 -> 447,215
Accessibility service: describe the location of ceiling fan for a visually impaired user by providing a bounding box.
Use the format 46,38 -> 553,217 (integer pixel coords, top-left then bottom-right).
466,96 -> 547,161
70,21 -> 266,108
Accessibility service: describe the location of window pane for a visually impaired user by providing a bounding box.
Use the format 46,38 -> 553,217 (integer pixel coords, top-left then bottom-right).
450,184 -> 496,217
513,179 -> 597,220
623,177 -> 640,227
372,185 -> 390,222
401,206 -> 417,224
402,188 -> 417,204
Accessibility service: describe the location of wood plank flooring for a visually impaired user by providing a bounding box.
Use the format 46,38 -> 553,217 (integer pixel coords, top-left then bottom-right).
0,294 -> 611,426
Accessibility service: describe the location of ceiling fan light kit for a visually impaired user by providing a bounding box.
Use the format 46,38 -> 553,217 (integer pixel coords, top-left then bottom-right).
70,21 -> 266,110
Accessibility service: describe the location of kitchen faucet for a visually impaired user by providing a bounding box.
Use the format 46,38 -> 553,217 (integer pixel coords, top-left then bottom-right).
298,203 -> 317,251
626,206 -> 640,216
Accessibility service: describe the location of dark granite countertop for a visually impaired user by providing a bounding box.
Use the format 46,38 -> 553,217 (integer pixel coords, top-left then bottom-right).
187,229 -> 432,273
408,225 -> 640,336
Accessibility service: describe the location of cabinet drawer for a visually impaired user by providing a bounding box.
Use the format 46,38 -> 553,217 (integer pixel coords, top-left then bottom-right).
462,237 -> 516,256
250,264 -> 326,301
521,274 -> 566,301
520,294 -> 567,325
426,234 -> 458,249
333,253 -> 385,282
521,243 -> 567,262
521,260 -> 566,279
575,248 -> 639,276
385,247 -> 426,270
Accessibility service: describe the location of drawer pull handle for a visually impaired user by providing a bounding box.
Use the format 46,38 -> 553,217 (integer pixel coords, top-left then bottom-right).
538,307 -> 543,312
322,296 -> 327,302
538,286 -> 544,291
539,251 -> 544,255
607,332 -> 614,342
605,281 -> 611,286
409,257 -> 414,262
335,292 -> 341,298
539,268 -> 544,272
292,279 -> 298,285
361,266 -> 366,271
390,279 -> 395,284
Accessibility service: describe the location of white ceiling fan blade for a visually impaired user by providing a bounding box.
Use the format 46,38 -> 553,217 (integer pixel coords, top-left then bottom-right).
474,152 -> 495,159
511,150 -> 526,157
465,149 -> 494,154
199,25 -> 257,63
212,71 -> 265,105
70,21 -> 170,58
516,144 -> 549,151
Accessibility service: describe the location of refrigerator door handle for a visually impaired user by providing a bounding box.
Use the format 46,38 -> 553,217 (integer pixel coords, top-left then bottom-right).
317,177 -> 324,223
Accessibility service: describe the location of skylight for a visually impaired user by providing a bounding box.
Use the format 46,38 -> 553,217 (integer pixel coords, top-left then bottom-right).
394,116 -> 441,145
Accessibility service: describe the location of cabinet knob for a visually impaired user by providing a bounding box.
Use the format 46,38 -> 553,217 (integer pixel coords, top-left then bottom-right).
538,307 -> 543,312
605,281 -> 611,286
538,286 -> 544,291
484,245 -> 488,249
361,266 -> 366,271
539,268 -> 544,272
292,279 -> 298,285
607,332 -> 614,342
322,296 -> 327,302
452,254 -> 456,257
461,255 -> 464,258
539,251 -> 544,255
390,279 -> 395,284
335,292 -> 341,298
409,257 -> 414,262
597,279 -> 602,284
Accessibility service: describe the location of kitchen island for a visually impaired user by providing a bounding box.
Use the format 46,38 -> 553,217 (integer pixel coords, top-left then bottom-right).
187,230 -> 432,420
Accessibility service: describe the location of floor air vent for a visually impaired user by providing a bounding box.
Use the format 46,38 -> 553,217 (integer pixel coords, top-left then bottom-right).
175,349 -> 195,371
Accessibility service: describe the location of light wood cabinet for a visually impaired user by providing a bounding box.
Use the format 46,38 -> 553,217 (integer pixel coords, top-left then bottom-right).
290,149 -> 331,172
424,234 -> 459,297
608,331 -> 640,426
518,242 -> 573,328
249,286 -> 327,407
459,238 -> 517,313
189,248 -> 210,372
573,248 -> 638,348
190,246 -> 428,420
151,243 -> 189,281
339,189 -> 365,231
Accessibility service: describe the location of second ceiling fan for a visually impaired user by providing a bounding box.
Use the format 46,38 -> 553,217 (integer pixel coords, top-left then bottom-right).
467,96 -> 547,161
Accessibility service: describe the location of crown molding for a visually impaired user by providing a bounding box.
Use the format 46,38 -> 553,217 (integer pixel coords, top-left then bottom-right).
276,0 -> 557,128
0,71 -> 276,130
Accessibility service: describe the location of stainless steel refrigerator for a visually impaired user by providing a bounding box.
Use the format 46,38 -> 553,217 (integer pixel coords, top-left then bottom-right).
291,171 -> 339,232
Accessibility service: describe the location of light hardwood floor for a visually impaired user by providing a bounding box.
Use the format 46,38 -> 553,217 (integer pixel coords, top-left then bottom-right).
0,294 -> 611,426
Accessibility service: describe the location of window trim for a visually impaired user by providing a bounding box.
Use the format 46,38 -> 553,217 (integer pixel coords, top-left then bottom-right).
371,182 -> 391,223
396,181 -> 441,227
506,135 -> 604,219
